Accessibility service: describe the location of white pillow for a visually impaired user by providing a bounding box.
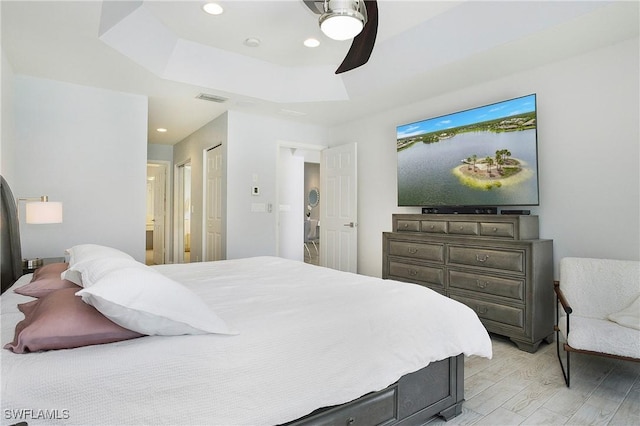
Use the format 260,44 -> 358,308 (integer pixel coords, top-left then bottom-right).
608,295 -> 640,330
63,257 -> 147,287
67,244 -> 133,266
76,267 -> 237,336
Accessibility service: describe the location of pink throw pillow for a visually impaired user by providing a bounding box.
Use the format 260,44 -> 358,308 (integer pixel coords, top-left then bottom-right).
4,288 -> 144,353
15,263 -> 79,298
31,262 -> 69,281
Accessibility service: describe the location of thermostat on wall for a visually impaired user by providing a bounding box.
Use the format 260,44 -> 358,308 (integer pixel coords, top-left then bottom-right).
251,186 -> 260,196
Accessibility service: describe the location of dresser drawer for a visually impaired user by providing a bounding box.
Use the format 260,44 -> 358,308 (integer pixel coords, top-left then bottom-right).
480,222 -> 515,238
396,220 -> 420,232
420,220 -> 447,234
388,240 -> 444,262
448,246 -> 525,273
448,221 -> 479,236
449,270 -> 524,301
450,294 -> 524,328
303,387 -> 397,426
388,261 -> 444,289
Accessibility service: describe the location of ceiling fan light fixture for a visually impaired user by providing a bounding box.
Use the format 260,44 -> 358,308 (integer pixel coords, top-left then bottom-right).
319,0 -> 366,41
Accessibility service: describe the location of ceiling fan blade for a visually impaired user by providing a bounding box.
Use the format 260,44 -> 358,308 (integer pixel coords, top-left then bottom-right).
302,0 -> 324,15
335,0 -> 378,74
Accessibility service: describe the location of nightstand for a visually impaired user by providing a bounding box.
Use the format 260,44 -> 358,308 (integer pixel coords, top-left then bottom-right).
22,257 -> 66,275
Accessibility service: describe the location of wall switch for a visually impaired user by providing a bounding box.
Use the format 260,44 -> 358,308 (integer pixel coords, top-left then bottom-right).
251,186 -> 260,195
251,203 -> 266,212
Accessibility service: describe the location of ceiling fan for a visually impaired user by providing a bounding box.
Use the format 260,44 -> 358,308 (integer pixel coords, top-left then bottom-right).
303,0 -> 378,74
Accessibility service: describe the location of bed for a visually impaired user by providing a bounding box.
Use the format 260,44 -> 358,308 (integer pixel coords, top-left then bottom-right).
0,176 -> 492,426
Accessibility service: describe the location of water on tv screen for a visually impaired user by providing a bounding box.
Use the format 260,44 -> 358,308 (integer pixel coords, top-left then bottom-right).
396,94 -> 539,207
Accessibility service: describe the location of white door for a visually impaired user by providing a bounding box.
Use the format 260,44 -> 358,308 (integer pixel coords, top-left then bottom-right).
152,165 -> 166,265
320,143 -> 357,273
204,145 -> 224,261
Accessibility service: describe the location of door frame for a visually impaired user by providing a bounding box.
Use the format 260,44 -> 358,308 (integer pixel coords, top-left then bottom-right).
174,159 -> 191,263
147,160 -> 172,264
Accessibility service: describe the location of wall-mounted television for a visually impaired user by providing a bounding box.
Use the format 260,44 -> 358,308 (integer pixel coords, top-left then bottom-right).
396,94 -> 539,208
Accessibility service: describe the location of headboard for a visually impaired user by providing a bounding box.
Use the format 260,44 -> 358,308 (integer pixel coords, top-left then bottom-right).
1,175 -> 23,293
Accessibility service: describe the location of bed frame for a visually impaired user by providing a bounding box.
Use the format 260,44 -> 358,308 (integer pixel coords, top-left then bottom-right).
0,174 -> 466,425
284,355 -> 464,425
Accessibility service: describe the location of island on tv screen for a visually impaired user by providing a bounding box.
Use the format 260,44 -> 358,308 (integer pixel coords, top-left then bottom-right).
396,94 -> 539,207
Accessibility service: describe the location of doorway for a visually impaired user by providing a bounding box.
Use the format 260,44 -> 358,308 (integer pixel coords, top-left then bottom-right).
175,161 -> 192,263
276,142 -> 323,264
145,162 -> 169,265
276,142 -> 358,272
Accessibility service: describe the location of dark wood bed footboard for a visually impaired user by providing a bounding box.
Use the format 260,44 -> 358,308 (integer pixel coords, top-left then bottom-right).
284,354 -> 464,426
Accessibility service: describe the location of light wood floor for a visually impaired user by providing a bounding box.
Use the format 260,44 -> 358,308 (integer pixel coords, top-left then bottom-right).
428,334 -> 640,425
304,242 -> 319,265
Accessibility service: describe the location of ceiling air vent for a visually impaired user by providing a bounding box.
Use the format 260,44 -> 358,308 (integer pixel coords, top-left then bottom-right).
196,93 -> 228,103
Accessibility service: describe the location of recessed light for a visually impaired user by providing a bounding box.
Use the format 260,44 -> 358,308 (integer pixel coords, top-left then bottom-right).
244,38 -> 261,48
304,38 -> 320,48
156,128 -> 168,133
202,3 -> 224,15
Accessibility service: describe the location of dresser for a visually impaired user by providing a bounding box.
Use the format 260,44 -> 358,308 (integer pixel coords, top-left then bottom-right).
382,214 -> 554,352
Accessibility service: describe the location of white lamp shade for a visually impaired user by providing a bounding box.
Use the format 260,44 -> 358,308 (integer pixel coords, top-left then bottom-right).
320,15 -> 364,40
26,201 -> 63,224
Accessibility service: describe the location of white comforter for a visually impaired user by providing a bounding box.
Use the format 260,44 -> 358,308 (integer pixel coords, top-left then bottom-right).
1,257 -> 492,425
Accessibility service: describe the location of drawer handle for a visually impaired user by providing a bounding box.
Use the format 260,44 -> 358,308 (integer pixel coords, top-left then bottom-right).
492,227 -> 498,232
408,247 -> 418,254
408,269 -> 418,276
476,254 -> 490,262
429,225 -> 435,229
476,306 -> 488,315
402,223 -> 408,228
476,280 -> 490,289
458,226 -> 464,230
347,417 -> 356,426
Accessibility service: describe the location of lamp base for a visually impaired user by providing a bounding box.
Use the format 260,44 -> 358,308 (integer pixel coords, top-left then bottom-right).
22,258 -> 43,269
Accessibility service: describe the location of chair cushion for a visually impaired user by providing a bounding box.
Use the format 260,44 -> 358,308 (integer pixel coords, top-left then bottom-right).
558,314 -> 640,359
608,295 -> 640,330
559,258 -> 640,320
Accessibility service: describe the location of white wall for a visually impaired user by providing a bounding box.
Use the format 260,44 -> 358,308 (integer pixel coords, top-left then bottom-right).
1,50 -> 16,181
148,143 -> 173,162
12,76 -> 148,261
330,37 -> 640,278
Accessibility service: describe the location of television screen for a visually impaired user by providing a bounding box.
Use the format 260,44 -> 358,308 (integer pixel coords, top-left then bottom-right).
396,94 -> 539,207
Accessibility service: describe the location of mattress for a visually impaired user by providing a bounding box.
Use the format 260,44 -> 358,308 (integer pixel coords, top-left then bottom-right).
1,256 -> 492,425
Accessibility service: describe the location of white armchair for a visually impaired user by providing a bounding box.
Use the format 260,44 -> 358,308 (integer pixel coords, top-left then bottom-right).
554,257 -> 640,387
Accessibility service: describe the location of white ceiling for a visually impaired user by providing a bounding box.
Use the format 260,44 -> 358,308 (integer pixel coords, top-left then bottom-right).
2,1 -> 638,145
